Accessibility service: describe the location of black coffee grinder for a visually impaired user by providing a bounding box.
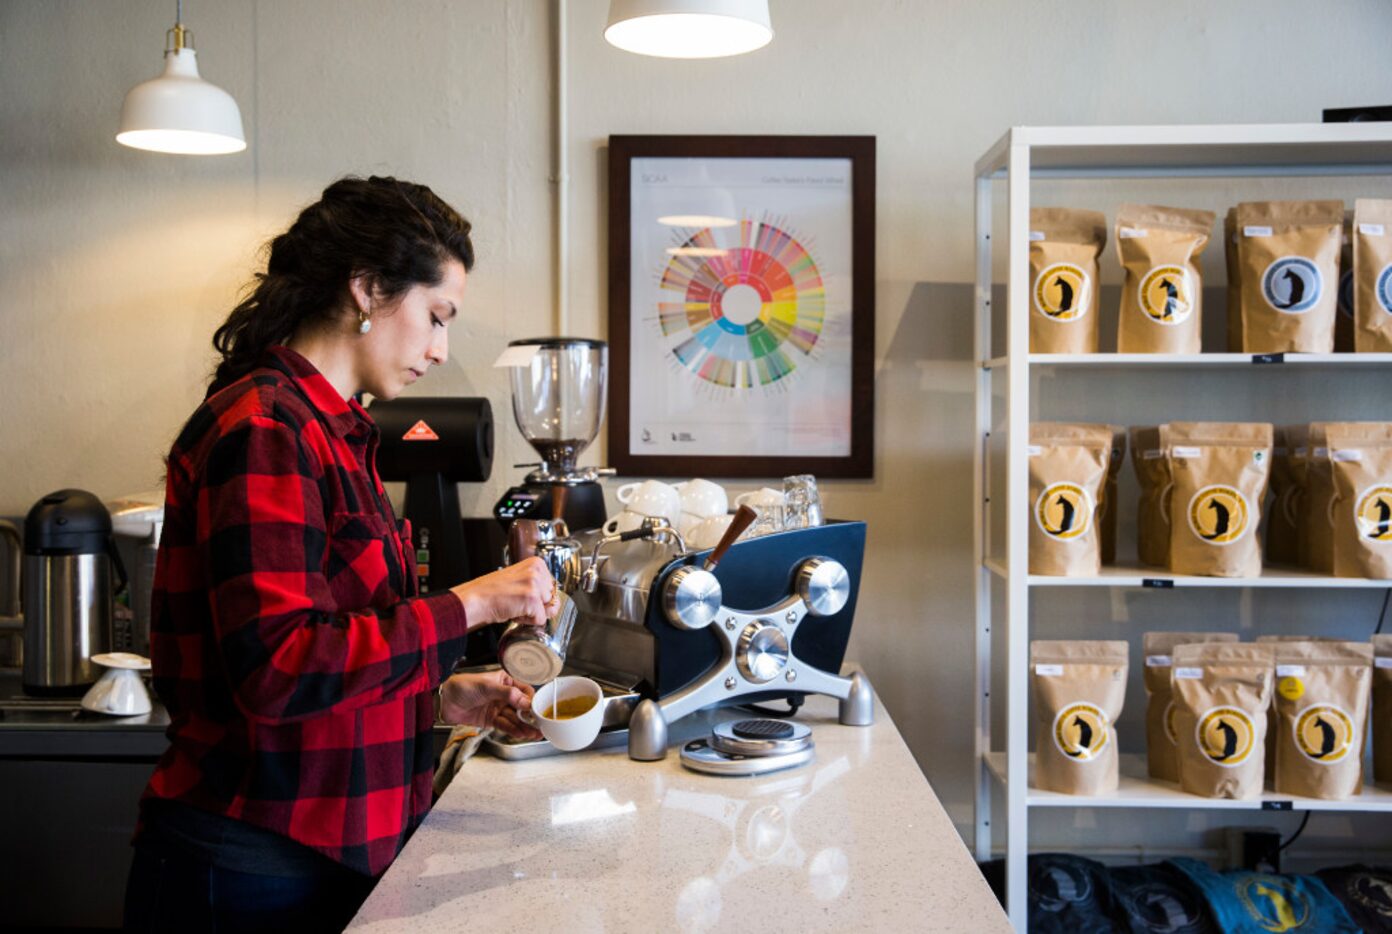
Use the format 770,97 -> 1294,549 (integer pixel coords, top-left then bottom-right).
493,338 -> 612,534
369,397 -> 494,596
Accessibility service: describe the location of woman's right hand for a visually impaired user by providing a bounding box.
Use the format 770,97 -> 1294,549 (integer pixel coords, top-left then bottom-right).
450,556 -> 556,630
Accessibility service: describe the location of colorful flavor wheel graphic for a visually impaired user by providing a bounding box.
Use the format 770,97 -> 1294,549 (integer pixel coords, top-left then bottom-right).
656,218 -> 825,389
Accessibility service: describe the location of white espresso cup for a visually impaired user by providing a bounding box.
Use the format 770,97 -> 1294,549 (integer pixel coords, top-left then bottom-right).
602,510 -> 647,535
675,478 -> 729,519
615,479 -> 683,528
80,653 -> 153,716
527,675 -> 605,751
686,513 -> 735,550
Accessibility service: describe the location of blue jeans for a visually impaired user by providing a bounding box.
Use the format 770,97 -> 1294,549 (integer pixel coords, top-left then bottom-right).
122,845 -> 375,933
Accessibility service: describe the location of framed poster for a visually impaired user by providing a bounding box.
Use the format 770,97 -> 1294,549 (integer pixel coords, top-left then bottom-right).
607,135 -> 875,479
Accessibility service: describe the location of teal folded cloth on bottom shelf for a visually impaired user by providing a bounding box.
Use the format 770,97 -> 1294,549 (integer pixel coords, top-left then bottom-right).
1169,857 -> 1360,933
1315,865 -> 1392,933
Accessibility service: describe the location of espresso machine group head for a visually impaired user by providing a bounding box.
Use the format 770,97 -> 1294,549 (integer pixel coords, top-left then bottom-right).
494,338 -> 613,534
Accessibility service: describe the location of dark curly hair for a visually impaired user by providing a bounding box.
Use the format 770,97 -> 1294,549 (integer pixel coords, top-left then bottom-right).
210,175 -> 474,391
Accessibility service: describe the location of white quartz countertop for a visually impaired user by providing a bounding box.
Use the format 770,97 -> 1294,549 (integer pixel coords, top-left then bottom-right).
348,688 -> 1009,933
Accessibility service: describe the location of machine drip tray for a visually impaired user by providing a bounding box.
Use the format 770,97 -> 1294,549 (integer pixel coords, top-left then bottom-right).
485,724 -> 631,761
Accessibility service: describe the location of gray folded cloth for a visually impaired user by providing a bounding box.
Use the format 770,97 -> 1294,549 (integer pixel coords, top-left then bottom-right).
433,725 -> 492,798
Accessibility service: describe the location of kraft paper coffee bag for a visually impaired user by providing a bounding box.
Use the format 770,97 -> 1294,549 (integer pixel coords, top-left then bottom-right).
1029,423 -> 1113,576
1131,425 -> 1172,568
1302,423 -> 1336,573
1099,427 -> 1126,565
1257,635 -> 1340,784
1272,641 -> 1372,800
1267,426 -> 1307,568
1236,200 -> 1343,354
1031,640 -> 1129,795
1353,199 -> 1392,352
1327,425 -> 1392,579
1374,634 -> 1392,785
1030,208 -> 1107,354
1171,642 -> 1274,799
1307,423 -> 1392,574
1116,204 -> 1215,354
1167,422 -> 1274,578
1143,631 -> 1238,783
1224,208 -> 1243,351
1337,212 -> 1355,352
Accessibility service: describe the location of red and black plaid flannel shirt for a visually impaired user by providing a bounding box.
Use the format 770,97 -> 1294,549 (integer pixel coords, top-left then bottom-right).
143,346 -> 470,876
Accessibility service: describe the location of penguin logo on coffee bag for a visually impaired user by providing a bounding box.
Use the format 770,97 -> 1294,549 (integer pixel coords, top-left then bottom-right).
1197,707 -> 1256,767
1261,257 -> 1322,314
1034,263 -> 1089,322
1138,266 -> 1194,325
1053,703 -> 1109,761
1355,486 -> 1392,543
1187,485 -> 1250,546
1036,483 -> 1092,541
1294,705 -> 1354,764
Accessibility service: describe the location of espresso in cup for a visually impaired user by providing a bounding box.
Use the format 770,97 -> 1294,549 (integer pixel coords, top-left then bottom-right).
528,675 -> 606,751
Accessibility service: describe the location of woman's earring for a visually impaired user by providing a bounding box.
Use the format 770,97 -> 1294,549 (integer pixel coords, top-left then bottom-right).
358,311 -> 372,335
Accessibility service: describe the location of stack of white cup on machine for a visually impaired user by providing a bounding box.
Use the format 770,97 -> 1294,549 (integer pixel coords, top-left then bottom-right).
605,475 -> 823,549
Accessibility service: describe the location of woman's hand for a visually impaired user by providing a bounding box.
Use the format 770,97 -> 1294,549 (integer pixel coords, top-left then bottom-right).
439,670 -> 542,740
450,556 -> 557,630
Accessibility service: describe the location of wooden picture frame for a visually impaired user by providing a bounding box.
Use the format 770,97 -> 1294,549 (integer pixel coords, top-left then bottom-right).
607,135 -> 875,479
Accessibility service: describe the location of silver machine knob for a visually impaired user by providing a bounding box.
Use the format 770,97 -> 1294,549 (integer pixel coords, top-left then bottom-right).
796,557 -> 850,617
663,565 -> 722,631
737,622 -> 789,684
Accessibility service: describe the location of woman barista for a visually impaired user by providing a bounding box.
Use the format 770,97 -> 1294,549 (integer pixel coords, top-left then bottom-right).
124,176 -> 553,932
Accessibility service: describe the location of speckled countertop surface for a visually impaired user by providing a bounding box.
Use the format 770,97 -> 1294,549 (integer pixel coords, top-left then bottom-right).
348,688 -> 1009,933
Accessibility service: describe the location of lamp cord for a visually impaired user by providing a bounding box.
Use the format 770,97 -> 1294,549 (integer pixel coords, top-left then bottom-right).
1376,588 -> 1390,636
176,0 -> 183,25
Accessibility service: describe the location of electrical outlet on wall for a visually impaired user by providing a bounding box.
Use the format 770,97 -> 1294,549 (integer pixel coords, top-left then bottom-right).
1223,827 -> 1282,874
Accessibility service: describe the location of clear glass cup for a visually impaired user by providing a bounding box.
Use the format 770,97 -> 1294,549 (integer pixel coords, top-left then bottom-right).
782,474 -> 823,529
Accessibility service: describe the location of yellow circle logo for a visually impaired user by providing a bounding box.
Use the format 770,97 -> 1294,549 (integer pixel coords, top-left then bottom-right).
1035,483 -> 1092,541
1294,705 -> 1354,764
1237,875 -> 1310,933
1138,266 -> 1194,325
1034,263 -> 1090,321
1053,702 -> 1110,761
1196,706 -> 1256,767
1187,485 -> 1249,546
1277,677 -> 1304,702
1355,485 -> 1392,543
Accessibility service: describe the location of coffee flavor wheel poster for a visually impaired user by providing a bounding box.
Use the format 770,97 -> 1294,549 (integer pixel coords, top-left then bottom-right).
628,157 -> 854,459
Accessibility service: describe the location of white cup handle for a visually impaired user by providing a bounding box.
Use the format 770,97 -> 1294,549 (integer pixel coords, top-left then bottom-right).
603,517 -> 620,535
616,482 -> 639,504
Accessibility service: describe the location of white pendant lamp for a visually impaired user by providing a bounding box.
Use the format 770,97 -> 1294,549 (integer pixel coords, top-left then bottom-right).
604,0 -> 773,59
116,1 -> 246,155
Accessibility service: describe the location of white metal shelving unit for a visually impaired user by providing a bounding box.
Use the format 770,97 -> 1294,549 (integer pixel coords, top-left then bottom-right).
972,123 -> 1392,931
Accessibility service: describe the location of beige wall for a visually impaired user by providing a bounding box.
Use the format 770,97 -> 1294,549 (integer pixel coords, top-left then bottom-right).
4,0 -> 1392,856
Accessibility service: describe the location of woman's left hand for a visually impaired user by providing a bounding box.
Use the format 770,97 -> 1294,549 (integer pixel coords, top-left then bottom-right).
439,670 -> 543,740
